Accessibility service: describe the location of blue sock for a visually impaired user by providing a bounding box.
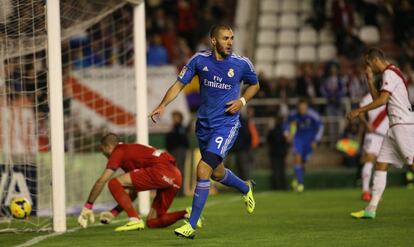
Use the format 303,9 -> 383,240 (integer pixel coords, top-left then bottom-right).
189,180 -> 210,229
294,165 -> 304,184
219,168 -> 249,194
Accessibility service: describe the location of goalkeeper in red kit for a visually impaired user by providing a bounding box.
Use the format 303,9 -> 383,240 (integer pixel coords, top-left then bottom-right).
77,133 -> 202,231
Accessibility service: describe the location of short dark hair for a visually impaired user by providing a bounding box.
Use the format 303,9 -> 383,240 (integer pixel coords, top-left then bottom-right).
101,133 -> 119,146
298,98 -> 309,105
209,24 -> 232,38
364,47 -> 386,62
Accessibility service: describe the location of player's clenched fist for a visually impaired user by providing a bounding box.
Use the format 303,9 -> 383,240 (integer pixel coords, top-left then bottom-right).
77,207 -> 95,228
99,211 -> 114,224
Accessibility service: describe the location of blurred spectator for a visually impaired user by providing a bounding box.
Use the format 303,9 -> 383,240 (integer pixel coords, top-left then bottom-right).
296,63 -> 321,100
177,0 -> 197,50
196,8 -> 216,42
247,106 -> 260,150
331,0 -> 359,57
357,0 -> 380,27
307,0 -> 326,30
165,110 -> 189,196
392,0 -> 414,45
275,77 -> 296,117
320,62 -> 346,146
346,64 -> 368,105
230,115 -> 253,180
161,20 -> 179,61
267,115 -> 289,190
147,33 -> 169,66
331,0 -> 354,35
256,72 -> 274,99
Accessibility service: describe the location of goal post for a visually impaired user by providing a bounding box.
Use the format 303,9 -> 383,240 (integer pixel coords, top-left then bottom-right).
46,0 -> 67,233
132,0 -> 150,216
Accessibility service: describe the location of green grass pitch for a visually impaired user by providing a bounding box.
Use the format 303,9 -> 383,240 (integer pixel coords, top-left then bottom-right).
2,187 -> 413,247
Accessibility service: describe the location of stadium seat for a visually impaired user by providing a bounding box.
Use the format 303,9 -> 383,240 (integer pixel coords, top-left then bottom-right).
281,0 -> 300,12
278,29 -> 297,45
255,63 -> 274,78
259,14 -> 278,29
359,26 -> 380,44
261,0 -> 281,13
257,30 -> 277,45
298,27 -> 317,45
297,45 -> 316,62
317,44 -> 337,61
318,28 -> 335,44
275,46 -> 296,62
300,0 -> 312,13
279,13 -> 299,29
255,47 -> 275,62
274,63 -> 296,79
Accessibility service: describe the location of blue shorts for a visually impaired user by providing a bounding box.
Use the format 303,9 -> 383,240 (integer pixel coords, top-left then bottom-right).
195,120 -> 240,159
293,138 -> 313,162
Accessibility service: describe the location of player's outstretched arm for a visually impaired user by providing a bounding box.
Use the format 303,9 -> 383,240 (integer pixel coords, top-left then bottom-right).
347,91 -> 390,121
225,83 -> 260,114
78,169 -> 114,228
149,80 -> 186,123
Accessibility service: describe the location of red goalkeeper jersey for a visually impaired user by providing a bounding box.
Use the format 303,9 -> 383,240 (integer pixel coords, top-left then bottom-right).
106,144 -> 176,172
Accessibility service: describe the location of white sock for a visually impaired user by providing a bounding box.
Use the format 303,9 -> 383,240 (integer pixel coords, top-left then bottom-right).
129,217 -> 139,222
362,162 -> 374,192
366,170 -> 387,212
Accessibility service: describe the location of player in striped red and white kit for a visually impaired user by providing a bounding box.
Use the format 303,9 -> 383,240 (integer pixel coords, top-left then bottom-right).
358,93 -> 389,201
347,48 -> 414,219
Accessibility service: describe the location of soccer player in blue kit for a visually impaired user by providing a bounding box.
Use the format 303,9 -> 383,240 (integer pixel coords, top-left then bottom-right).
149,24 -> 260,239
283,99 -> 324,192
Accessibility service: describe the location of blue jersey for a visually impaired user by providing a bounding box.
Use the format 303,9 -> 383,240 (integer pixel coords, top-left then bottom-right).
283,108 -> 324,143
177,50 -> 258,127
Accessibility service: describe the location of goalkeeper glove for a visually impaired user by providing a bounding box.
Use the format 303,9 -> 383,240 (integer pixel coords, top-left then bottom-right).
77,203 -> 95,228
99,211 -> 114,224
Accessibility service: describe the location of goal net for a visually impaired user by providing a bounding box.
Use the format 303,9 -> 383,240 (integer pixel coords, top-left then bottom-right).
0,0 -> 147,232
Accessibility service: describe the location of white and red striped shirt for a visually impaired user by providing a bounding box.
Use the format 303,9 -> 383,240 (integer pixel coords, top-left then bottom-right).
360,93 -> 389,135
380,64 -> 414,126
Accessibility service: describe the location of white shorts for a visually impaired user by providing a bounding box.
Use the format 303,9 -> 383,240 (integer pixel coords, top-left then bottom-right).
377,124 -> 414,168
363,133 -> 384,156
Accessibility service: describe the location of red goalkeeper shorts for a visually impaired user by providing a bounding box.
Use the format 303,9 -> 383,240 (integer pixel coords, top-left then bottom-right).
129,163 -> 182,215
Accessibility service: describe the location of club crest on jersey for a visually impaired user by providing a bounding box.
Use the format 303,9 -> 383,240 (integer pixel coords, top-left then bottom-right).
227,68 -> 234,78
178,66 -> 187,79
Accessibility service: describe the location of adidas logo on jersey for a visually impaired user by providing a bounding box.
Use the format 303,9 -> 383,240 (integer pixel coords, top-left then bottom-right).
202,66 -> 209,71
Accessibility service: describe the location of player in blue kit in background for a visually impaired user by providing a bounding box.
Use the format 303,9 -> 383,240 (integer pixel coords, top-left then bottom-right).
283,99 -> 324,192
149,24 -> 260,239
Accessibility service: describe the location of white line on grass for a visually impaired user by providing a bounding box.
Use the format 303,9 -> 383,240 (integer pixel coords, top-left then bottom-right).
16,192 -> 269,247
14,219 -> 125,247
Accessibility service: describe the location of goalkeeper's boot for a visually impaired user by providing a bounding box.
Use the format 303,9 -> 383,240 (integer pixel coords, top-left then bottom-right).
185,207 -> 203,228
243,180 -> 256,214
174,221 -> 195,239
350,210 -> 376,219
114,219 -> 145,232
361,191 -> 372,202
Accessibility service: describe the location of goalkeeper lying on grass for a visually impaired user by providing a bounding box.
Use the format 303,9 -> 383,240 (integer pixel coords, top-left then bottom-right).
78,133 -> 202,231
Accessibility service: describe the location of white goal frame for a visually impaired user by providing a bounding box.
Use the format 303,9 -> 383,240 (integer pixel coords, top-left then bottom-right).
46,0 -> 150,232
